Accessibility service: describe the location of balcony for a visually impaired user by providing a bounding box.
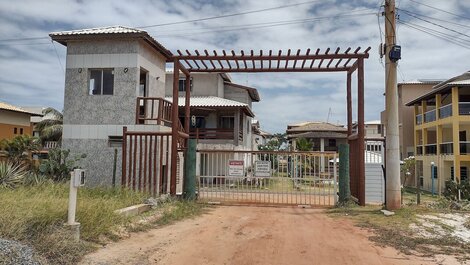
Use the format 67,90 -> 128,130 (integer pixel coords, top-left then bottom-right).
440,142 -> 453,154
438,104 -> 452,119
416,145 -> 423,155
424,144 -> 437,155
416,114 -> 423,125
190,128 -> 234,140
459,102 -> 470,115
136,97 -> 172,125
424,109 -> 436,123
460,142 -> 470,154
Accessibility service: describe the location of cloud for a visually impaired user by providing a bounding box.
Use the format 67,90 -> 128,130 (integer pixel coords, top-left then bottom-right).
0,0 -> 469,133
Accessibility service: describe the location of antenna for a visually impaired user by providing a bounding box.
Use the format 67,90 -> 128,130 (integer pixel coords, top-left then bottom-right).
326,107 -> 332,123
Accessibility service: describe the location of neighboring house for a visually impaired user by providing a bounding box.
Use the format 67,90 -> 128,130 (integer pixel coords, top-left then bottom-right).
286,122 -> 348,152
0,102 -> 41,141
252,119 -> 272,148
50,26 -> 173,186
406,71 -> 470,194
164,71 -> 260,151
381,80 -> 442,160
352,120 -> 384,140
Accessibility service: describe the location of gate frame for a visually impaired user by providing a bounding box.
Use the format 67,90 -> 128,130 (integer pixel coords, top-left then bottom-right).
170,47 -> 370,205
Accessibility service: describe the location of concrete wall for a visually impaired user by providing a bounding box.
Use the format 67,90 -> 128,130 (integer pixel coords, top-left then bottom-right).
62,38 -> 169,186
224,85 -> 252,107
416,156 -> 453,194
165,72 -> 224,97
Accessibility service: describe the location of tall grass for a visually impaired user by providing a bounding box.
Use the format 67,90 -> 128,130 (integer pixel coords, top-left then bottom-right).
0,183 -> 148,264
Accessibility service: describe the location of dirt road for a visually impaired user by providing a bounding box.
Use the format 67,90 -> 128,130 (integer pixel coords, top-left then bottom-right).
80,206 -> 438,265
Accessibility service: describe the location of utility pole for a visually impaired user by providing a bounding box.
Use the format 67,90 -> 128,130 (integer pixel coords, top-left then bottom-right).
384,0 -> 401,210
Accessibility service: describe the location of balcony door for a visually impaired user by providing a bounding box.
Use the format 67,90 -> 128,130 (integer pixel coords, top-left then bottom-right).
138,69 -> 148,124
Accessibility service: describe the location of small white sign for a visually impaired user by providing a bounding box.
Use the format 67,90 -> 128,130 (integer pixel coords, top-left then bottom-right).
228,160 -> 244,177
255,161 -> 271,177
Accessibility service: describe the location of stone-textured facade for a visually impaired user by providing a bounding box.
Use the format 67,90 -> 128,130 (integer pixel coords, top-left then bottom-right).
61,38 -> 170,186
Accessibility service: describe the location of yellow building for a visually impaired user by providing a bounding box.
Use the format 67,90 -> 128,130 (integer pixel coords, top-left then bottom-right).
407,71 -> 470,194
0,102 -> 41,141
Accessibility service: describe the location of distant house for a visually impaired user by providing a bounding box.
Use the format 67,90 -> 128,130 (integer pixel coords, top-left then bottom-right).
21,106 -> 60,153
381,79 -> 442,159
286,121 -> 347,152
164,71 -> 260,151
0,102 -> 42,141
252,119 -> 272,148
352,120 -> 384,140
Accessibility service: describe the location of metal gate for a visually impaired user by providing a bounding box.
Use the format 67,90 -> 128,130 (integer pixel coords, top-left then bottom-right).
196,150 -> 338,207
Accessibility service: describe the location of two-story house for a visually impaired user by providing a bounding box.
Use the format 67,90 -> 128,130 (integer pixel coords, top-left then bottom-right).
50,26 -> 173,186
406,71 -> 470,194
164,71 -> 260,151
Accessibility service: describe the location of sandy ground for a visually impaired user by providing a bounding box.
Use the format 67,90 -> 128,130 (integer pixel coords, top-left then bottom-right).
80,206 -> 447,265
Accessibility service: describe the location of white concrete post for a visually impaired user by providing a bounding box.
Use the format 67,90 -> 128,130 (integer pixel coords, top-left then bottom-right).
67,171 -> 81,241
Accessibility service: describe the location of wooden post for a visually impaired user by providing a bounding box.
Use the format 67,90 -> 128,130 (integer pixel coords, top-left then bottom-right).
357,58 -> 365,206
121,126 -> 127,187
185,74 -> 191,133
170,61 -> 180,195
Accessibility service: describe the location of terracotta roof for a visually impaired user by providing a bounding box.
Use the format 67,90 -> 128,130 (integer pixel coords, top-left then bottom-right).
287,122 -> 346,133
0,102 -> 43,116
49,25 -> 172,59
165,96 -> 254,117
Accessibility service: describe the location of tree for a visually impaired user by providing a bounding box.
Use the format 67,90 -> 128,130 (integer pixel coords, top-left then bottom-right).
35,107 -> 63,143
401,156 -> 415,186
0,135 -> 40,166
295,137 -> 313,151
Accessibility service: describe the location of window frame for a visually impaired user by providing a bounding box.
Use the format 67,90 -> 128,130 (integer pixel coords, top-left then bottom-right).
89,68 -> 115,95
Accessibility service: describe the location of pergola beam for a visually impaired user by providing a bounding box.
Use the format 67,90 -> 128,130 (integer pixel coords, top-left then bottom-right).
187,67 -> 350,73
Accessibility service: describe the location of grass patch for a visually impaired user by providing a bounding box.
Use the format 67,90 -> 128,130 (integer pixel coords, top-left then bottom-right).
329,189 -> 470,260
0,183 -> 207,264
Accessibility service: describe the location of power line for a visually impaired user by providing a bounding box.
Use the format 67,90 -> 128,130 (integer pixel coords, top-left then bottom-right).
138,0 -> 323,28
146,8 -> 373,35
401,20 -> 470,44
397,8 -> 470,29
398,9 -> 470,39
0,36 -> 49,42
407,0 -> 470,21
398,20 -> 470,50
51,41 -> 65,74
152,12 -> 376,38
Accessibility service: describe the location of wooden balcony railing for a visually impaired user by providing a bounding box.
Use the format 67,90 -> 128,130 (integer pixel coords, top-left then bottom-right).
43,141 -> 59,150
136,97 -> 172,126
190,128 -> 235,140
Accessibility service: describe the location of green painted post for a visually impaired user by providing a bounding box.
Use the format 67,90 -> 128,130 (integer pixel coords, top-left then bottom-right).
338,144 -> 351,203
183,139 -> 197,200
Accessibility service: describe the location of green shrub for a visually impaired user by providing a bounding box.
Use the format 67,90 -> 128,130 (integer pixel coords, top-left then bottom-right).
0,161 -> 26,188
443,179 -> 470,201
39,148 -> 86,181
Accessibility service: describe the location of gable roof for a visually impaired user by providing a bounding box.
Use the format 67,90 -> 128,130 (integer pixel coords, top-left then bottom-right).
49,25 -> 172,59
287,122 -> 346,133
0,102 -> 43,116
165,96 -> 254,117
224,82 -> 260,102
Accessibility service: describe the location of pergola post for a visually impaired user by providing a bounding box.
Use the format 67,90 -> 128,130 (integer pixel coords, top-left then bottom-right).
357,58 -> 365,206
184,74 -> 191,133
170,60 -> 180,195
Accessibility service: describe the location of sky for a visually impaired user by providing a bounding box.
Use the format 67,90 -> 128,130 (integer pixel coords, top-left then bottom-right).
1,0 -> 470,133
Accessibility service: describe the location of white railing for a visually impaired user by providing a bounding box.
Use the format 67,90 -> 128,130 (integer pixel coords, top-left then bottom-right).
43,141 -> 59,149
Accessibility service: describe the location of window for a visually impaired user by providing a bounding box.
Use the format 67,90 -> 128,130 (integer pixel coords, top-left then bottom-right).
178,78 -> 193,92
219,116 -> 234,129
89,69 -> 114,95
432,166 -> 438,179
108,136 -> 123,147
20,128 -> 23,135
328,139 -> 336,147
13,128 -> 17,134
451,166 -> 468,181
190,117 -> 206,128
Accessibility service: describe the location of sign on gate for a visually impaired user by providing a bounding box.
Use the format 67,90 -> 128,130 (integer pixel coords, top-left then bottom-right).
228,160 -> 244,177
255,161 -> 271,177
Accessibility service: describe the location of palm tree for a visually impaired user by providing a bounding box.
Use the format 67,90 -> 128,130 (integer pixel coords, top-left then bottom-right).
295,137 -> 313,151
35,107 -> 63,143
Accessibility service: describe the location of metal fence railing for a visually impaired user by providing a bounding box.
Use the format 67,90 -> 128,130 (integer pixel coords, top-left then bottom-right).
196,150 -> 338,206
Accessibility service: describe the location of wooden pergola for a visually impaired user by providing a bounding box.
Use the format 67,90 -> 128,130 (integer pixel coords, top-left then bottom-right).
170,46 -> 371,205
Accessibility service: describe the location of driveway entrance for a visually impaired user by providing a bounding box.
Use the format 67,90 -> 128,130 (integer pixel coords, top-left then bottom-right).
197,150 -> 337,207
